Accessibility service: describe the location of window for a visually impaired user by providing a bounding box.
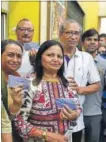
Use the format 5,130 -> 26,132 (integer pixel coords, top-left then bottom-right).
1,12 -> 7,40
99,17 -> 106,33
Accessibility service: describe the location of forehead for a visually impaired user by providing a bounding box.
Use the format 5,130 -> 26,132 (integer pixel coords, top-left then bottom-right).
85,34 -> 98,39
99,46 -> 106,50
64,22 -> 80,31
100,37 -> 106,41
18,21 -> 33,28
43,45 -> 63,54
5,44 -> 22,53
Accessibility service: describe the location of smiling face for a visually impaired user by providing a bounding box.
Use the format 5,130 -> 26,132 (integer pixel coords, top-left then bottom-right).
1,44 -> 23,73
99,37 -> 106,46
60,22 -> 81,49
16,20 -> 34,43
41,45 -> 63,74
83,34 -> 99,54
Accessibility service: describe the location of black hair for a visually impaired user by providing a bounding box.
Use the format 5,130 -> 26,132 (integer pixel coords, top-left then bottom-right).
82,28 -> 99,42
99,33 -> 106,40
1,39 -> 23,54
34,40 -> 68,87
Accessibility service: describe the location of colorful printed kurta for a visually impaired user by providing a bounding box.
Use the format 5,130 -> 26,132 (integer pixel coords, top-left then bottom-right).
14,78 -> 81,140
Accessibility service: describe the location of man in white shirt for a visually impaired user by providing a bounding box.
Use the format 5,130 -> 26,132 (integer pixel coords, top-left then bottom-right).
15,18 -> 39,77
59,19 -> 100,142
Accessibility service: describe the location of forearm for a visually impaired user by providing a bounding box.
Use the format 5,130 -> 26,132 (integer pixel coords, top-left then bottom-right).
9,103 -> 21,114
77,82 -> 101,95
2,133 -> 13,142
29,128 -> 67,142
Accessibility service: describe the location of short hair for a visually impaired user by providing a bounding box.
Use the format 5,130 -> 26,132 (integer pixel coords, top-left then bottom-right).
99,33 -> 106,39
16,18 -> 34,29
59,19 -> 82,35
34,40 -> 68,87
1,39 -> 23,54
81,28 -> 99,42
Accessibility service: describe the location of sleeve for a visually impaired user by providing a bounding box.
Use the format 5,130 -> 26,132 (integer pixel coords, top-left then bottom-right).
87,55 -> 100,84
14,89 -> 36,139
1,101 -> 12,134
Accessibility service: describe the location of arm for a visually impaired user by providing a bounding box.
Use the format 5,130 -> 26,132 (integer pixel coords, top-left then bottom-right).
77,82 -> 100,95
14,90 -> 68,142
68,55 -> 101,95
2,134 -> 13,142
9,85 -> 23,114
1,102 -> 13,142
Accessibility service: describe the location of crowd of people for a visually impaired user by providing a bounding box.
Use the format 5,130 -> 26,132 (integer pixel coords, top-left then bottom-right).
1,18 -> 106,142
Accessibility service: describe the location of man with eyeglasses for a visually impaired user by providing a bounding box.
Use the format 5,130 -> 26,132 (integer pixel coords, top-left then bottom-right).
82,28 -> 106,142
15,18 -> 39,77
59,19 -> 100,142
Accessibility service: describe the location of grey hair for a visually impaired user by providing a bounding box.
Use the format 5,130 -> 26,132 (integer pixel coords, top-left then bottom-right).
16,18 -> 34,30
59,19 -> 82,35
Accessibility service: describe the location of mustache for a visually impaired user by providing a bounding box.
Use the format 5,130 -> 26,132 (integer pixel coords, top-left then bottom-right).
22,34 -> 30,38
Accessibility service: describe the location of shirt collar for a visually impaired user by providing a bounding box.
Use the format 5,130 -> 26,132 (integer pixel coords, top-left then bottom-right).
74,48 -> 80,57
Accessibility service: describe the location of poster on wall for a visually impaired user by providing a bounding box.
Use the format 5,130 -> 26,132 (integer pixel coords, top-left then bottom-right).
49,1 -> 67,40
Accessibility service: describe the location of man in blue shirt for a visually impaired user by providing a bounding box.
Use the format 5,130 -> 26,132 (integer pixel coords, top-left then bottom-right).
82,29 -> 106,142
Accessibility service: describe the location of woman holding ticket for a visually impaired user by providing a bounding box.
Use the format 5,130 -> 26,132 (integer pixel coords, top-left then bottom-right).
1,39 -> 24,142
14,40 -> 81,142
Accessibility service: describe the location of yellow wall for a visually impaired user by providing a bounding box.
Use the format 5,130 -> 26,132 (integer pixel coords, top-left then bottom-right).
78,1 -> 99,31
8,1 -> 40,42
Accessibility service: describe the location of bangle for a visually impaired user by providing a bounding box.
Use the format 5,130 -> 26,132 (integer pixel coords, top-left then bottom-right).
42,130 -> 47,140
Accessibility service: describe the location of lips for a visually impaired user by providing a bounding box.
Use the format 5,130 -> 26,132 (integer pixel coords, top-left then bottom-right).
10,64 -> 19,68
68,41 -> 76,44
51,64 -> 61,67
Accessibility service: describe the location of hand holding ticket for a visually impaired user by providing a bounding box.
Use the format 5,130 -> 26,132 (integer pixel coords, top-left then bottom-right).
8,75 -> 30,90
56,98 -> 76,110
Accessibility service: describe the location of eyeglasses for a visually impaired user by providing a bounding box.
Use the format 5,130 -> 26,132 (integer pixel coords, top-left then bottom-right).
17,27 -> 34,33
64,31 -> 80,36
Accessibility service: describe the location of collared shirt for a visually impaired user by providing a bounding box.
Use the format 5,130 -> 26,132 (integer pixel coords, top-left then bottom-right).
83,54 -> 106,115
17,48 -> 34,77
17,42 -> 39,77
64,48 -> 100,132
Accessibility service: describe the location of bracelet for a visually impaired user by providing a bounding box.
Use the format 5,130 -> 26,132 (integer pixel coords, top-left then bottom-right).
42,130 -> 47,141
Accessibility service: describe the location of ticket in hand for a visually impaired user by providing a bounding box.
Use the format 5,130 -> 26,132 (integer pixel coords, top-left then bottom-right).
8,75 -> 30,90
56,98 -> 76,110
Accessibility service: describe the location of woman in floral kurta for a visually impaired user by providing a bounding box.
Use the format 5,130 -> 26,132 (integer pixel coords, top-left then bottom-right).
14,40 -> 82,142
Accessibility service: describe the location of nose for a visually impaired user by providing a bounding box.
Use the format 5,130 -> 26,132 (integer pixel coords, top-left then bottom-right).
70,33 -> 76,39
53,56 -> 59,61
91,39 -> 96,44
13,56 -> 18,62
24,30 -> 28,34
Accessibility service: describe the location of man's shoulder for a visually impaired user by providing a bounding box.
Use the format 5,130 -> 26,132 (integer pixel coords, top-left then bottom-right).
96,54 -> 106,62
77,50 -> 93,59
96,54 -> 106,68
